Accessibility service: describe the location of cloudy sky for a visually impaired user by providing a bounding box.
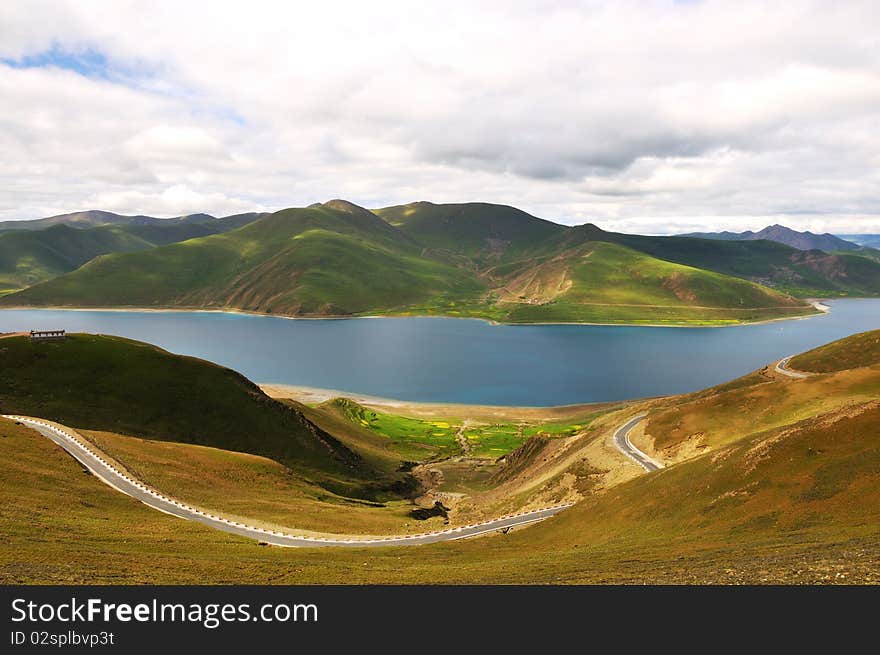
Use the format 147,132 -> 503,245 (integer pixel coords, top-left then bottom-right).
1,1 -> 878,233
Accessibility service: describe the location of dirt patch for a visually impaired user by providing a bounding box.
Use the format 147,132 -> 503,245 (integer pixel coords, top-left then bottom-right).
409,501 -> 450,521
492,436 -> 551,485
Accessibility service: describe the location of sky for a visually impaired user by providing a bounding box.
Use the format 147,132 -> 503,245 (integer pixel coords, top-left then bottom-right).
1,0 -> 878,234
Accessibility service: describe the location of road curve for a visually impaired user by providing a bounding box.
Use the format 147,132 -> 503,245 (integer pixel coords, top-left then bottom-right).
774,356 -> 810,379
4,414 -> 570,548
612,413 -> 664,472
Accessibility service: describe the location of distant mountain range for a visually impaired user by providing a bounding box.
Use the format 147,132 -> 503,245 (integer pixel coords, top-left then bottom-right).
3,200 -> 879,325
0,209 -> 267,233
0,212 -> 268,292
681,224 -> 861,252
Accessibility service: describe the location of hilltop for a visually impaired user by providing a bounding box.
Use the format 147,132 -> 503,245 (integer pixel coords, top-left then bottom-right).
375,201 -> 565,259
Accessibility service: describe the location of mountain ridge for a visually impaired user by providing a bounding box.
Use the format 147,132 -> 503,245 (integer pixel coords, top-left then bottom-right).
681,224 -> 860,252
0,200 -> 819,325
2,199 -> 879,321
0,209 -> 268,233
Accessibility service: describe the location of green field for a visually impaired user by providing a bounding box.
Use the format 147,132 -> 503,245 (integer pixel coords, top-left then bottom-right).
328,398 -> 461,460
328,397 -> 605,460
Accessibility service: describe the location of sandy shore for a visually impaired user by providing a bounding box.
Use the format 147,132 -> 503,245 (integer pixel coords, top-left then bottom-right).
261,383 -> 622,420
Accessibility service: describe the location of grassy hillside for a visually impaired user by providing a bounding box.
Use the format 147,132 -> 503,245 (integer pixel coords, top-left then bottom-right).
3,201 -> 877,318
2,343 -> 877,583
376,202 -> 880,298
2,201 -> 818,325
0,333 -> 412,498
0,224 -> 152,291
586,230 -> 880,297
2,203 -> 485,315
376,201 -> 564,259
0,219 -> 255,291
837,247 -> 880,263
486,240 -> 809,324
636,330 -> 880,466
789,330 -> 880,372
80,429 -> 435,536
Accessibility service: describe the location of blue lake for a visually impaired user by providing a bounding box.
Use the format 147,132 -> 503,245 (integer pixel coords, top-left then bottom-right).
1,299 -> 879,406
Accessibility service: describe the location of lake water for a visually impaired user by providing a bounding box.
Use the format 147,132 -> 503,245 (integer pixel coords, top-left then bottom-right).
1,299 -> 879,406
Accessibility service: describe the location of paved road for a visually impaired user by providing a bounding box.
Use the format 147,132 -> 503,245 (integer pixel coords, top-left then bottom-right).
4,414 -> 570,548
774,356 -> 810,379
612,413 -> 664,472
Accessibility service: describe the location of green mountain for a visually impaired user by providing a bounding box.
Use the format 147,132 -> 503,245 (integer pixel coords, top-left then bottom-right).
376,201 -> 565,259
0,200 -> 817,325
0,217 -> 263,293
576,229 -> 880,297
378,203 -> 880,298
1,201 -> 486,315
482,239 -> 808,324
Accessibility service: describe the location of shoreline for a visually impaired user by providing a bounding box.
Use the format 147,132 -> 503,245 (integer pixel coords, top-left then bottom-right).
261,382 -> 627,418
0,298 -> 833,329
3,298 -> 870,415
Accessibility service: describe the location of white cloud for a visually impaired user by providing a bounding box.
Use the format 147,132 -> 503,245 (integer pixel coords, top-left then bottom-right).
0,0 -> 878,233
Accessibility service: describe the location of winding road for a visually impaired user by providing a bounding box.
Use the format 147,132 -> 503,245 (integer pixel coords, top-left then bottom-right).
774,356 -> 811,379
4,414 -> 570,548
612,413 -> 664,472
